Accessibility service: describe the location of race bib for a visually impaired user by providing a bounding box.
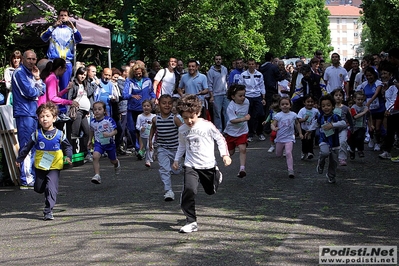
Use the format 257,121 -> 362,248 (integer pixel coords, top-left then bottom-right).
38,152 -> 55,170
98,132 -> 111,145
367,97 -> 379,110
322,122 -> 334,137
333,108 -> 342,117
355,118 -> 363,128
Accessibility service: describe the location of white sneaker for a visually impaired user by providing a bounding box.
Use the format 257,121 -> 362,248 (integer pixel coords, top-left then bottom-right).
91,174 -> 101,184
164,190 -> 175,201
268,145 -> 275,153
84,153 -> 93,163
368,138 -> 375,148
379,151 -> 391,159
373,143 -> 380,151
301,153 -> 308,160
247,137 -> 253,142
179,222 -> 198,233
258,134 -> 266,141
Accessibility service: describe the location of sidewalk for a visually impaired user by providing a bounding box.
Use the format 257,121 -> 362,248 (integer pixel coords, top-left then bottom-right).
0,139 -> 398,265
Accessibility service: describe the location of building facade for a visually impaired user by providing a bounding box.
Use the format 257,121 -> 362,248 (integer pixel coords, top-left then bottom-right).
326,5 -> 363,63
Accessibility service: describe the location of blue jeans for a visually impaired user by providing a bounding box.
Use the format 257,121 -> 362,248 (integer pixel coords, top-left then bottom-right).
16,116 -> 37,185
212,94 -> 230,132
126,110 -> 140,150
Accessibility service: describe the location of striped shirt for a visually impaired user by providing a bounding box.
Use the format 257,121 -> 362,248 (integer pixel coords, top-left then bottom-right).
156,113 -> 179,149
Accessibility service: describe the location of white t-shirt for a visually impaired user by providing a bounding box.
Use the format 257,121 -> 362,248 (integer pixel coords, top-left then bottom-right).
74,84 -> 91,111
154,68 -> 176,96
274,111 -> 298,143
224,98 -> 249,137
297,107 -> 320,131
136,113 -> 156,138
354,71 -> 364,89
323,65 -> 349,93
295,72 -> 303,90
175,118 -> 229,169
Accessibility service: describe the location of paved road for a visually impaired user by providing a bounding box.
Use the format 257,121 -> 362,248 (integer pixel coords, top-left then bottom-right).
1,138 -> 398,265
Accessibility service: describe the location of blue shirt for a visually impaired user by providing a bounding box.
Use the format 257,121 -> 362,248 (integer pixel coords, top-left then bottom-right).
318,113 -> 341,148
179,72 -> 208,102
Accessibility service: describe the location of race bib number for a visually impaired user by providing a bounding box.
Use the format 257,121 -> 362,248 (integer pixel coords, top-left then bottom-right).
367,97 -> 379,110
322,123 -> 334,137
39,152 -> 55,170
97,132 -> 111,145
333,108 -> 342,117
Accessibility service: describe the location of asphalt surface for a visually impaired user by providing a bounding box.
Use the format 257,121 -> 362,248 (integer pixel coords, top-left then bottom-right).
0,137 -> 398,265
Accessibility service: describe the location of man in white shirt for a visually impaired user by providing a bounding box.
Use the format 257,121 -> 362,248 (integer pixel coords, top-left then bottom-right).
323,53 -> 349,95
153,58 -> 178,99
239,58 -> 266,141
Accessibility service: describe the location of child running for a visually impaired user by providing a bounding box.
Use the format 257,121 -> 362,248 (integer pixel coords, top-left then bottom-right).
348,91 -> 370,159
331,88 -> 353,166
223,84 -> 250,178
263,94 -> 281,153
297,94 -> 320,160
136,100 -> 156,167
16,102 -> 72,220
316,94 -> 347,183
149,94 -> 183,201
270,97 -> 303,178
173,94 -> 231,233
88,101 -> 121,184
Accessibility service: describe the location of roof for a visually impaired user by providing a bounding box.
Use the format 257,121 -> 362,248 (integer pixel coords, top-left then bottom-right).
326,5 -> 362,17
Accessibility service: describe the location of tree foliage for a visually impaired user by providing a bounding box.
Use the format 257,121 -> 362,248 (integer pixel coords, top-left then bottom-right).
131,0 -> 331,68
263,0 -> 332,59
1,0 -> 332,70
0,0 -> 24,67
361,0 -> 399,54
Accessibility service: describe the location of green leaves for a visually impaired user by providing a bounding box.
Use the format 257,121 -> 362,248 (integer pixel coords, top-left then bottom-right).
1,0 -> 332,70
362,0 -> 399,53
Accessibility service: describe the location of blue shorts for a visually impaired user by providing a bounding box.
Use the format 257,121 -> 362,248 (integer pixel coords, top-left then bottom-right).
94,142 -> 117,160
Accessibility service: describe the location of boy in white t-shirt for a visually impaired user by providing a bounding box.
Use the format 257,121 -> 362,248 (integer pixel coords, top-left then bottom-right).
172,95 -> 231,233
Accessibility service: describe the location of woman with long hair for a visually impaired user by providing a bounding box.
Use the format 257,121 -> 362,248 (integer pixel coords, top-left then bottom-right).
357,66 -> 385,151
123,63 -> 155,155
67,67 -> 95,141
4,50 -> 22,105
38,58 -> 79,111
